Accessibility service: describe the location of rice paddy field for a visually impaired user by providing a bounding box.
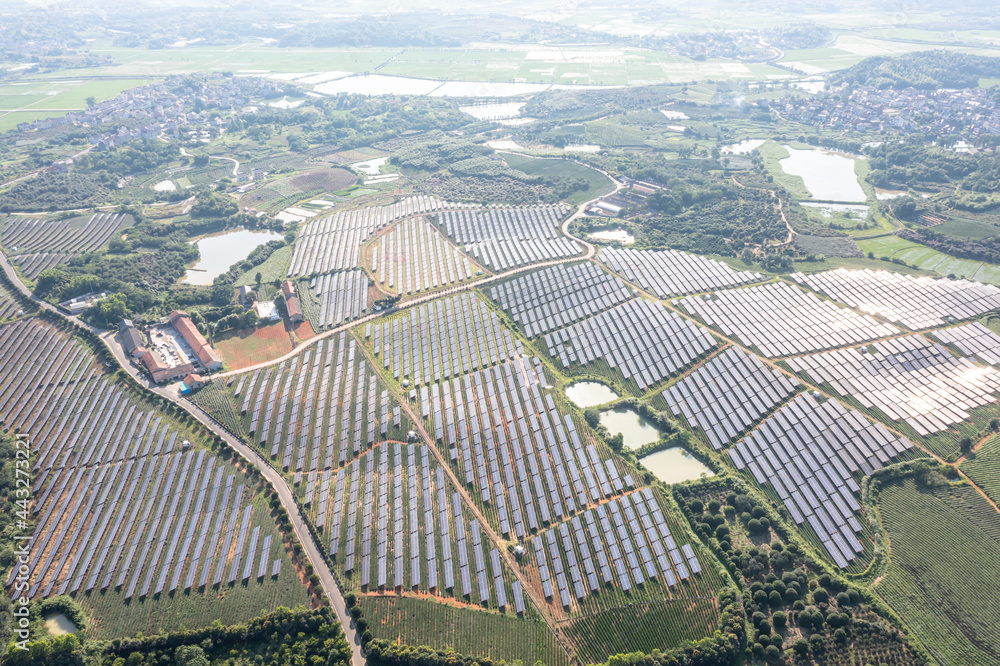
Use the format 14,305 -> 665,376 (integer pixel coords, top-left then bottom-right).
0,78 -> 154,131
875,477 -> 1000,666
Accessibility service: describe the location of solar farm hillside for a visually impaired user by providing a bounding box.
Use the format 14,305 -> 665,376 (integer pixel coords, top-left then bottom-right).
5,8 -> 1000,663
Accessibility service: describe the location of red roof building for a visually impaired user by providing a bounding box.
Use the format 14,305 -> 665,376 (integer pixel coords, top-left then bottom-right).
168,310 -> 223,370
281,280 -> 304,323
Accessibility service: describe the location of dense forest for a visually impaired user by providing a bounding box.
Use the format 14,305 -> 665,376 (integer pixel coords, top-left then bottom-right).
834,51 -> 1000,90
866,142 -> 1000,212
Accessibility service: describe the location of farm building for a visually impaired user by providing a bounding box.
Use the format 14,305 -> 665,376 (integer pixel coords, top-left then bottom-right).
255,300 -> 280,322
168,310 -> 223,370
140,345 -> 194,383
282,280 -> 304,323
118,319 -> 145,357
234,285 -> 254,307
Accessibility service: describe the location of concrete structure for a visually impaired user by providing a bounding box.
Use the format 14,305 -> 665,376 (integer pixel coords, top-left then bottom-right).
255,300 -> 280,322
168,310 -> 223,370
60,291 -> 109,315
282,280 -> 303,323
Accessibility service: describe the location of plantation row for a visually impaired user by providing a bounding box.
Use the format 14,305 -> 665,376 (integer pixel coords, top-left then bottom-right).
960,434 -> 1000,505
876,477 -> 1000,666
561,598 -> 720,664
194,332 -> 413,484
362,595 -> 570,666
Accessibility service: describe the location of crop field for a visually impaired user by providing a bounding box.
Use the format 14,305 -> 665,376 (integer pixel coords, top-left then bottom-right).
0,78 -> 154,131
875,477 -> 1000,666
500,154 -> 615,204
560,598 -> 719,664
362,595 -> 570,666
857,235 -> 1000,285
933,217 -> 1000,240
235,245 -> 292,286
214,321 -> 294,370
193,331 -> 413,477
960,434 -> 1000,504
0,317 -> 310,639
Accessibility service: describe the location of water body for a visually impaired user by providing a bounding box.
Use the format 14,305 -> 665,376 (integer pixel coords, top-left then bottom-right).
721,139 -> 765,155
600,407 -> 659,449
587,229 -> 635,244
640,448 -> 715,484
181,228 -> 283,285
779,146 -> 867,203
44,613 -> 77,636
565,381 -> 619,407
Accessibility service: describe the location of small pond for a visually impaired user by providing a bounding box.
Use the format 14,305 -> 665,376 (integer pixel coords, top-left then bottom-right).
565,381 -> 619,407
44,613 -> 77,636
181,228 -> 283,285
639,448 -> 715,485
779,146 -> 867,203
599,407 -> 659,449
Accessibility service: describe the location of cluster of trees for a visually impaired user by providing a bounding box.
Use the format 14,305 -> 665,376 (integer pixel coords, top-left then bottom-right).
833,50 -> 1000,90
7,606 -> 352,665
866,141 -> 1000,194
392,139 -> 494,173
0,171 -> 108,213
74,140 -> 178,183
674,478 -> 920,664
898,228 -> 1000,265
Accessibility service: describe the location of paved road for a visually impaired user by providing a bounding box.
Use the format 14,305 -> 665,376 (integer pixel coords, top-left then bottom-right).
0,253 -> 367,666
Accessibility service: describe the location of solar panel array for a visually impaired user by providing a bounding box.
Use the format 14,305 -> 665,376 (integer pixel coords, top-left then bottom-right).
373,293 -> 522,386
600,247 -> 762,297
791,269 -> 1000,330
545,299 -> 716,390
786,335 -> 1000,436
529,488 -> 701,608
310,270 -> 369,328
235,332 -> 408,480
728,393 -> 912,568
2,213 -> 132,279
0,319 -> 284,600
288,196 -> 454,277
662,347 -> 799,450
435,205 -> 579,271
490,262 -> 634,338
373,216 -> 475,295
428,356 -> 632,538
677,282 -> 898,358
932,322 -> 1000,366
2,212 -> 129,255
0,283 -> 21,322
318,441 -> 517,609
